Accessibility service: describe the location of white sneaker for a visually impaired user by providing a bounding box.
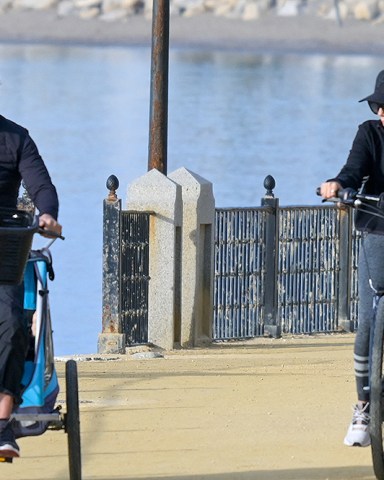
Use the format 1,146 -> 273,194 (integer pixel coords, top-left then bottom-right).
344,403 -> 371,447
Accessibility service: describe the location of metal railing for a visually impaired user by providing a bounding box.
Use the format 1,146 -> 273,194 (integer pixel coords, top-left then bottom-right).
102,175 -> 361,347
120,211 -> 150,345
213,189 -> 359,340
214,207 -> 267,339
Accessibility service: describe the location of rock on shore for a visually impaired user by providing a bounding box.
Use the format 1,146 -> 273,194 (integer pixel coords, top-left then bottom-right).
2,0 -> 384,24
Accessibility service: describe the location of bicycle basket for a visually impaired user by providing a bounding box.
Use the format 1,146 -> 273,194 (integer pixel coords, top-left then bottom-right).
0,208 -> 39,285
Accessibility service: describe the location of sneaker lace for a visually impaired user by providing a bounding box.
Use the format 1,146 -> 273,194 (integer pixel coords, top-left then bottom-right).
352,403 -> 370,425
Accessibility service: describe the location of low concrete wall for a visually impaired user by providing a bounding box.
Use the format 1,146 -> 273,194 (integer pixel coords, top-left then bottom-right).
2,0 -> 384,24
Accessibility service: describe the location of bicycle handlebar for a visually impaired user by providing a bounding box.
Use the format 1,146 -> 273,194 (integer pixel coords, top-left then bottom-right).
38,227 -> 65,241
316,187 -> 384,225
316,187 -> 384,206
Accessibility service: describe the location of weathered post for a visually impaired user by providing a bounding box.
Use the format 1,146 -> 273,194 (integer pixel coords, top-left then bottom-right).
98,175 -> 126,354
261,175 -> 281,338
148,0 -> 169,174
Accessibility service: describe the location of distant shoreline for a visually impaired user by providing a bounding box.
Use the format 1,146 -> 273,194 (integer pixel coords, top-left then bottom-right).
0,10 -> 384,55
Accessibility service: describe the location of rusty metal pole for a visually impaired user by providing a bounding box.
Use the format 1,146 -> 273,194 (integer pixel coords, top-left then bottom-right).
148,0 -> 169,174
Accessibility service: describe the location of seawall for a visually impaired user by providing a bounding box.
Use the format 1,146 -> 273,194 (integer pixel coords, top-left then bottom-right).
3,0 -> 384,25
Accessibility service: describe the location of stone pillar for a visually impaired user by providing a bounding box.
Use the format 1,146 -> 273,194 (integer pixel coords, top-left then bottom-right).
126,168 -> 182,350
168,167 -> 215,347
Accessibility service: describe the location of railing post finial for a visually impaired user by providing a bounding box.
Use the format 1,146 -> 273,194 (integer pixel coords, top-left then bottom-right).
106,175 -> 119,202
263,175 -> 276,198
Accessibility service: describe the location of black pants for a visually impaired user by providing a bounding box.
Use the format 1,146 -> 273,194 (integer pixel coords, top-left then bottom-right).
0,284 -> 27,405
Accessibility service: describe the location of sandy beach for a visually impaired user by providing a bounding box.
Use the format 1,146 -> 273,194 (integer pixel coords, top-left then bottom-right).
0,9 -> 384,55
2,334 -> 377,480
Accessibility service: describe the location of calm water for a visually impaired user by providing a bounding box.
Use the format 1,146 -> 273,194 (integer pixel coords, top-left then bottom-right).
0,43 -> 382,354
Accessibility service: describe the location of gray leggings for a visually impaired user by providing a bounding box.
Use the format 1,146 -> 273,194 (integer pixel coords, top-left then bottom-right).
355,233 -> 384,402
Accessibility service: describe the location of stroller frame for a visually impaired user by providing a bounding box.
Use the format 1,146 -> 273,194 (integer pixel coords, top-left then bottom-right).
0,242 -> 81,480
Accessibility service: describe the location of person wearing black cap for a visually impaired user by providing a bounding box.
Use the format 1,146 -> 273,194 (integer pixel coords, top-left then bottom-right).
0,114 -> 62,458
320,70 -> 384,447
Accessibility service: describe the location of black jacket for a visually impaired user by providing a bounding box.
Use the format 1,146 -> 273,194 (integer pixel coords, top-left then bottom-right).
0,115 -> 58,219
332,120 -> 384,233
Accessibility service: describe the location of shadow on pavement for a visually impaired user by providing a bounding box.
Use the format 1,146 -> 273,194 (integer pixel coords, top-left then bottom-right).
90,465 -> 374,480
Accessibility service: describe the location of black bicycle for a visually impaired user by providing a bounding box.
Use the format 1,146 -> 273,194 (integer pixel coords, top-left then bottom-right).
318,187 -> 384,480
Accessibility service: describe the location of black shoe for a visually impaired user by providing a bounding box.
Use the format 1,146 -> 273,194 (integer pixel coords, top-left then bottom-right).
0,419 -> 20,458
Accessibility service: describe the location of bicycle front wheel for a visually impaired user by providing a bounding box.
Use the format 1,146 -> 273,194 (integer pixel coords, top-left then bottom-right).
371,296 -> 384,480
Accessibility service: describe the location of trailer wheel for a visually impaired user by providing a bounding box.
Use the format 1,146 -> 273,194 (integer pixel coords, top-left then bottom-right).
65,359 -> 82,480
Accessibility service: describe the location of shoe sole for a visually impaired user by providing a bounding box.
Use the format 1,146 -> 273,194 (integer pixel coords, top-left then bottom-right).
0,447 -> 20,458
344,440 -> 371,447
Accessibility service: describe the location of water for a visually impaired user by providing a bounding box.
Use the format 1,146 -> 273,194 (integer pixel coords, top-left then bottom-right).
0,43 -> 382,354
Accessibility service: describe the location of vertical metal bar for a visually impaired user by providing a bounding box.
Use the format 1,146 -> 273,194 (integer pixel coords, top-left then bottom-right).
148,0 -> 169,174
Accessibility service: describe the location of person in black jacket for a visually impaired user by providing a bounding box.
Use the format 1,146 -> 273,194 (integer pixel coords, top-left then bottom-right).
320,70 -> 384,448
0,115 -> 62,458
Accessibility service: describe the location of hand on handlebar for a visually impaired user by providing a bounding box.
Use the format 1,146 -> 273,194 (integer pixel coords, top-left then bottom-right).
39,213 -> 63,239
319,181 -> 342,199
316,185 -> 359,205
